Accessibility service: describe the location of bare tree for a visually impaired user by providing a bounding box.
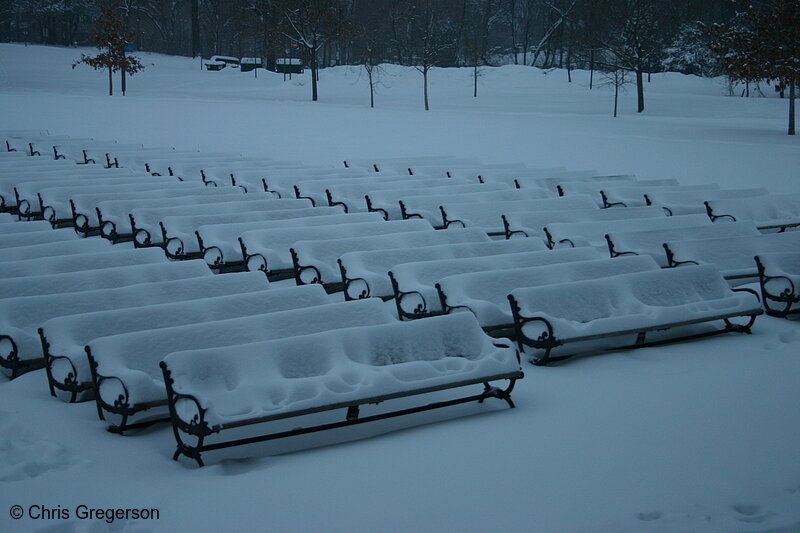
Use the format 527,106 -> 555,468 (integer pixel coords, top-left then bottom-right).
410,0 -> 453,110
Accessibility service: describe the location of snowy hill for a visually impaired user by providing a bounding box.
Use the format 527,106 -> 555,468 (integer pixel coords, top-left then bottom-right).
0,43 -> 799,533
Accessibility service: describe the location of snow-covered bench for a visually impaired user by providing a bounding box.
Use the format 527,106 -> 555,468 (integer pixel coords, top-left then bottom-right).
323,177 -> 474,213
239,219 -> 431,277
91,189 -> 245,243
51,141 -> 137,164
69,185 -> 214,237
364,182 -> 511,220
131,198 -> 313,249
435,255 -> 659,335
599,184 -> 719,208
556,179 -> 678,201
391,247 -> 601,321
508,265 -> 763,365
1,167 -> 142,215
5,134 -> 75,155
442,195 -> 597,235
338,238 -> 549,301
112,149 -> 201,172
292,174 -> 411,206
17,175 -> 180,222
0,219 -> 52,234
0,247 -> 167,279
605,221 -> 761,266
517,172 -> 630,191
41,284 -> 326,403
643,188 -> 769,216
400,188 -> 556,227
0,259 -> 211,301
160,313 -> 522,466
87,298 -> 398,433
544,213 -> 711,248
158,205 -> 332,259
502,206 -> 665,239
79,143 -> 148,166
0,264 -> 248,379
0,238 -> 114,262
257,168 -> 370,197
0,227 -> 80,249
140,153 -> 243,177
755,252 -> 800,318
197,212 -> 381,273
166,159 -> 287,183
663,231 -> 800,283
290,228 -> 488,290
343,155 -> 463,173
27,137 -> 96,158
705,193 -> 800,232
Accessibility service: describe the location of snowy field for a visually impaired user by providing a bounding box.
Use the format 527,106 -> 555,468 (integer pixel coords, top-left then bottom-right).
1,43 -> 799,533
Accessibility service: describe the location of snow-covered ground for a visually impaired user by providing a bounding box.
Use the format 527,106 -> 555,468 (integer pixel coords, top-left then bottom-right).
1,43 -> 799,533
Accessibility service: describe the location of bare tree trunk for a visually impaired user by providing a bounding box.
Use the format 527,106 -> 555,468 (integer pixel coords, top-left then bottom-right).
423,68 -> 429,110
474,63 -> 478,97
191,0 -> 199,57
589,49 -> 594,89
510,0 -> 518,64
614,77 -> 619,117
121,49 -> 126,96
311,45 -> 318,101
368,68 -> 374,108
789,82 -> 796,136
636,68 -> 644,112
108,66 -> 113,96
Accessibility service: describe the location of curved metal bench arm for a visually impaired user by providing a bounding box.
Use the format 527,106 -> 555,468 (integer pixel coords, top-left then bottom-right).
291,247 -> 322,285
605,234 -> 638,258
704,201 -> 736,223
364,195 -> 389,220
338,259 -> 371,300
755,256 -> 797,318
662,243 -> 700,268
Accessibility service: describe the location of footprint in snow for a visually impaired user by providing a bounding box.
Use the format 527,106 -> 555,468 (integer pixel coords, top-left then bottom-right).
635,511 -> 663,521
731,503 -> 774,524
0,415 -> 75,482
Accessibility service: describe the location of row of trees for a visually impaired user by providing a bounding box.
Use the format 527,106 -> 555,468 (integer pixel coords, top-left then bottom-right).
3,1 -> 797,132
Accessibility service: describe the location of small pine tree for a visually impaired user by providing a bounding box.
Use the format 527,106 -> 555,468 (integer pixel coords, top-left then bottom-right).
703,0 -> 799,135
73,1 -> 144,96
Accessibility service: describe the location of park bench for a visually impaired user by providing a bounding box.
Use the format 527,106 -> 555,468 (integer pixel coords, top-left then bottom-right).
41,284 -> 326,403
543,213 -> 711,248
0,219 -> 53,234
100,146 -> 180,169
502,206 -> 665,240
515,172 -> 629,191
343,155 -> 464,173
470,167 -> 567,185
364,182 -> 511,220
255,167 -> 369,196
324,177 -> 475,213
0,237 -> 114,262
0,261 -> 221,379
130,198 -> 313,249
0,129 -> 50,141
292,174 -> 414,206
599,184 -> 719,208
441,195 -> 598,235
422,163 -> 529,181
239,219 -> 432,277
390,247 -> 600,321
338,237 -> 549,301
290,228 -> 488,291
91,189 -> 245,243
87,298 -> 398,433
663,231 -> 800,283
112,149 -> 201,171
78,143 -> 148,166
399,188 -> 556,227
0,247 -> 167,279
1,167 -> 143,215
556,179 -> 678,200
67,184 -> 212,237
705,193 -> 800,232
139,152 -> 244,177
605,221 -> 761,265
4,135 -> 74,155
0,227 -> 80,250
0,258 -> 212,300
197,211 -> 381,273
51,141 -> 135,164
14,174 -> 174,221
434,255 -> 659,336
0,212 -> 16,222
167,158 -> 289,183
197,162 -> 310,188
160,313 -> 522,466
755,252 -> 800,318
644,188 -> 769,216
27,137 -> 96,158
508,265 -> 763,365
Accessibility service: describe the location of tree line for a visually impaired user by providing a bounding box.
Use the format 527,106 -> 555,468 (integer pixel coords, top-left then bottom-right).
1,1 -> 797,131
